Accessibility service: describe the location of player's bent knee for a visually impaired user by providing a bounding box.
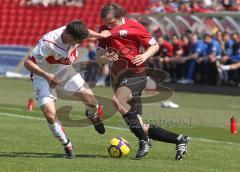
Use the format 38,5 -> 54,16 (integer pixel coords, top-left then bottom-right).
42,109 -> 57,124
75,89 -> 97,108
40,104 -> 57,124
45,115 -> 57,124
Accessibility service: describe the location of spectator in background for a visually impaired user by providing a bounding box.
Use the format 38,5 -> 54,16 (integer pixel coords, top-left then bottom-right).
20,0 -> 85,7
222,0 -> 240,11
221,31 -> 233,63
181,35 -> 191,77
178,34 -> 206,84
215,31 -> 224,51
56,0 -> 65,6
178,1 -> 192,13
217,31 -> 233,84
165,0 -> 179,13
222,33 -> 240,85
203,34 -> 222,84
146,0 -> 239,13
66,0 -> 84,7
148,36 -> 174,70
21,0 -> 56,7
157,36 -> 174,77
150,1 -> 165,13
230,33 -> 240,63
182,34 -> 191,56
172,34 -> 184,56
158,36 -> 174,59
171,34 -> 185,80
173,34 -> 190,82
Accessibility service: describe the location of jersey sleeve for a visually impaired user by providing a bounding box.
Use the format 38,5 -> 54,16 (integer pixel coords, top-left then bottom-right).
194,42 -> 204,55
134,21 -> 157,49
211,43 -> 218,53
97,25 -> 108,49
195,46 -> 202,54
30,39 -> 52,63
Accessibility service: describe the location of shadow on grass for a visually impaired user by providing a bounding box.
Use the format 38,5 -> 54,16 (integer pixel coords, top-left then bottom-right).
0,152 -> 110,159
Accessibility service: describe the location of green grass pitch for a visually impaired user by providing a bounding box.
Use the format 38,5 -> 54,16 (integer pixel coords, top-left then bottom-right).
0,77 -> 239,172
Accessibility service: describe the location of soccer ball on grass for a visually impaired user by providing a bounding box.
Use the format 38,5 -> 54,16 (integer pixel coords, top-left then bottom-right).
108,137 -> 130,158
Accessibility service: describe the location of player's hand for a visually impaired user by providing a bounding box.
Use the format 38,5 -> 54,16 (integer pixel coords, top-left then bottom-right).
132,54 -> 148,66
221,56 -> 229,64
44,73 -> 62,88
99,30 -> 111,38
209,56 -> 217,63
164,57 -> 171,63
196,58 -> 203,64
105,52 -> 119,62
179,58 -> 187,63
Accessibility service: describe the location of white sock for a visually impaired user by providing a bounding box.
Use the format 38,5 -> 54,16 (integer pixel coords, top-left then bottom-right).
221,65 -> 231,71
48,121 -> 68,144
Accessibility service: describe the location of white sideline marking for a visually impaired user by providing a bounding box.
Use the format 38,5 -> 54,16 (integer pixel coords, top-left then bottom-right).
192,137 -> 240,146
0,107 -> 23,111
0,112 -> 45,121
1,112 -> 240,146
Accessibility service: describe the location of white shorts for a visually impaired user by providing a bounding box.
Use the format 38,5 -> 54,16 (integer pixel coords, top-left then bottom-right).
32,74 -> 86,107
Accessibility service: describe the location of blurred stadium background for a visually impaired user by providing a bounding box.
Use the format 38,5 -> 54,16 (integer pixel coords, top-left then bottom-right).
0,0 -> 240,171
1,0 -> 240,88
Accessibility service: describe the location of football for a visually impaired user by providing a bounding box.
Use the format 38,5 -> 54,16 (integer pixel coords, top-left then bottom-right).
108,137 -> 131,158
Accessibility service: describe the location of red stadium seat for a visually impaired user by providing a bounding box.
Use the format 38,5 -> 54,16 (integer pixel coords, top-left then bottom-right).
0,0 -> 148,45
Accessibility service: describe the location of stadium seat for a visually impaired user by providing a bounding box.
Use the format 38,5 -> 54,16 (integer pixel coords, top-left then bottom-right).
0,0 -> 148,46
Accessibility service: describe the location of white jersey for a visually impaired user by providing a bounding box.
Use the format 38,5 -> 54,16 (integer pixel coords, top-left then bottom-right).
30,26 -> 79,78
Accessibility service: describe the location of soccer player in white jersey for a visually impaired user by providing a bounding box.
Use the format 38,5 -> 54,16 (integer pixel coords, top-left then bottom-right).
24,20 -> 111,159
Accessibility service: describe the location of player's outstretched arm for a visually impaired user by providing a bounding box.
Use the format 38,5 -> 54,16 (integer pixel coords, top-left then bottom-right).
132,44 -> 159,66
230,62 -> 240,70
88,29 -> 111,39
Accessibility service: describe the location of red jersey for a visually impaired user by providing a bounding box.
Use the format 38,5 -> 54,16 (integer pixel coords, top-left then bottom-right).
159,40 -> 174,57
98,18 -> 157,75
182,43 -> 190,56
172,41 -> 184,55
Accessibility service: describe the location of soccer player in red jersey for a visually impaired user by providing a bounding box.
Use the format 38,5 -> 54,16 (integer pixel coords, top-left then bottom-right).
96,3 -> 191,160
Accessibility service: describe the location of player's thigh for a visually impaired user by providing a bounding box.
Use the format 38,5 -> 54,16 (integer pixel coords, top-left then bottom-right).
40,101 -> 57,124
63,73 -> 97,107
74,87 -> 97,108
114,86 -> 132,103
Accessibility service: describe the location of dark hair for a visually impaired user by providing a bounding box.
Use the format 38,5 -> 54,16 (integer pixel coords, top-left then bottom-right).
203,34 -> 212,39
171,34 -> 179,39
101,3 -> 126,19
66,20 -> 89,40
222,31 -> 229,37
182,34 -> 190,39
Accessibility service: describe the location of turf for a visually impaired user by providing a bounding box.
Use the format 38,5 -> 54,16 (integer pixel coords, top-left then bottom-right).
0,77 -> 240,172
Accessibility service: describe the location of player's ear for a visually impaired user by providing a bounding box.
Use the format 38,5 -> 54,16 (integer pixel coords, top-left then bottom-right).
66,34 -> 74,42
